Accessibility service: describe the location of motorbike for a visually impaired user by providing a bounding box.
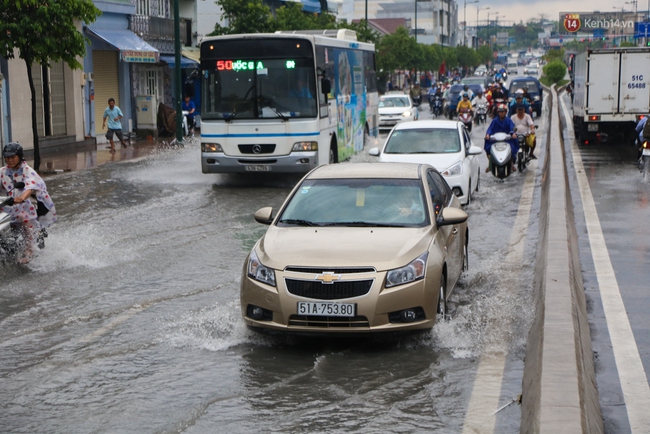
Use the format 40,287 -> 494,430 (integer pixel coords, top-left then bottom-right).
516,133 -> 530,172
412,94 -> 422,107
430,94 -> 443,117
640,140 -> 650,180
458,108 -> 473,132
475,102 -> 488,125
487,132 -> 514,180
491,98 -> 505,118
0,195 -> 47,264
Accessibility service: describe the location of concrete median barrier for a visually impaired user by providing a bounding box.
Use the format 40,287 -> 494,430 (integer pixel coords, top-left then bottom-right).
520,86 -> 604,433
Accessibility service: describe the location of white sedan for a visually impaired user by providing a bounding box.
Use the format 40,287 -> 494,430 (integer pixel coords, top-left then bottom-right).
378,94 -> 418,130
369,120 -> 482,205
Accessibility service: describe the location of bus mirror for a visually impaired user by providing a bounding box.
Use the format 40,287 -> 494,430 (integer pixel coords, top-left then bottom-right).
321,77 -> 331,95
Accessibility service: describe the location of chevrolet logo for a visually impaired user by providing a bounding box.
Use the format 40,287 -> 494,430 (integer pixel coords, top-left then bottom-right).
314,271 -> 342,284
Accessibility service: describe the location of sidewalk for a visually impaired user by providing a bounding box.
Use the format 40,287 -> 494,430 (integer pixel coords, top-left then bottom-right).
27,137 -> 181,175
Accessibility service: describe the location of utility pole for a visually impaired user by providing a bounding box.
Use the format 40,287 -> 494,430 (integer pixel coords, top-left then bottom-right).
173,0 -> 183,144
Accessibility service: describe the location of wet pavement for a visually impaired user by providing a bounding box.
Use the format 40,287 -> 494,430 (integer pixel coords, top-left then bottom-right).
26,136 -> 188,176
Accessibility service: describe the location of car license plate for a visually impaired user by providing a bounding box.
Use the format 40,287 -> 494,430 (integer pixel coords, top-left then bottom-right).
244,165 -> 271,172
297,302 -> 355,317
643,148 -> 650,156
587,123 -> 599,132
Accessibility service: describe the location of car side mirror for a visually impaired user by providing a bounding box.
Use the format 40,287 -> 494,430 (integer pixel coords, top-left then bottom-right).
468,145 -> 483,156
368,147 -> 380,156
437,207 -> 468,227
254,207 -> 274,225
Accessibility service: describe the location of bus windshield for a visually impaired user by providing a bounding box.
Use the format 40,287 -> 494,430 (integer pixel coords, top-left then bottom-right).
201,39 -> 318,120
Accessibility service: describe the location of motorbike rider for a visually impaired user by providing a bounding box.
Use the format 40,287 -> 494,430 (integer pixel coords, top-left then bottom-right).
490,84 -> 506,117
511,104 -> 537,159
485,104 -> 518,172
635,115 -> 649,160
410,82 -> 422,105
457,92 -> 473,119
472,91 -> 488,123
508,90 -> 531,116
1,143 -> 57,263
462,84 -> 475,100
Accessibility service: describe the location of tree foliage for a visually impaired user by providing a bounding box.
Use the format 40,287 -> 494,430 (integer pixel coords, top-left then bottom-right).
209,0 -> 274,35
543,59 -> 567,83
0,0 -> 101,170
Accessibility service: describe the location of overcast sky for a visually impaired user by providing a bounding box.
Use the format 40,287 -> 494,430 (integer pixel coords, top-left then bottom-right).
472,0 -> 645,25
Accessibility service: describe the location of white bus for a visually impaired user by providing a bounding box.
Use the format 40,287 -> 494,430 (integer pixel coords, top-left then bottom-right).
199,29 -> 379,173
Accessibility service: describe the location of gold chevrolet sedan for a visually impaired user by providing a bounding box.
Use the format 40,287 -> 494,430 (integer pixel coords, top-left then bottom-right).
241,163 -> 469,335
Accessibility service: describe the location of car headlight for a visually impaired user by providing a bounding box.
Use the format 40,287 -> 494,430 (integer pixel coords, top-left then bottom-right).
202,143 -> 223,152
292,141 -> 318,151
247,250 -> 276,287
442,161 -> 463,176
402,110 -> 412,117
386,252 -> 428,288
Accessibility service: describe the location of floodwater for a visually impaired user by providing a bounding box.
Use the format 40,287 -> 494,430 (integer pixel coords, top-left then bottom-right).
0,120 -> 541,433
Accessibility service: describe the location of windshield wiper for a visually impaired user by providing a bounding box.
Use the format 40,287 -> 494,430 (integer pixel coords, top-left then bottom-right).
226,111 -> 238,122
278,219 -> 319,226
322,221 -> 405,227
266,105 -> 287,121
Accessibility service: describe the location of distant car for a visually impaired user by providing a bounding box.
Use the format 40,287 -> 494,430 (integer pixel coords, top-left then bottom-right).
461,76 -> 489,90
507,61 -> 519,74
240,162 -> 469,335
378,94 -> 418,130
474,65 -> 488,76
369,120 -> 482,205
525,67 -> 539,76
509,77 -> 544,117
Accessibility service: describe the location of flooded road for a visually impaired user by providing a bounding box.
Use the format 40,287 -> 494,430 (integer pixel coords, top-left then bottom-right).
0,116 -> 543,433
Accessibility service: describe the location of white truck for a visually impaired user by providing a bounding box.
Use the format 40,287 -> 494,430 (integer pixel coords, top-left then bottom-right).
572,47 -> 650,145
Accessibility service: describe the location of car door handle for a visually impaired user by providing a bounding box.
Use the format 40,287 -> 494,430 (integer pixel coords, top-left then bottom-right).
452,228 -> 458,235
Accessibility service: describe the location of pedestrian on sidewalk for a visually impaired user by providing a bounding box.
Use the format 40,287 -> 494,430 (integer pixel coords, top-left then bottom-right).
182,95 -> 196,135
102,98 -> 127,152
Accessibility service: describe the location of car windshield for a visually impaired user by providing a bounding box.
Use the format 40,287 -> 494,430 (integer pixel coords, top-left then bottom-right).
511,80 -> 539,94
379,97 -> 410,108
384,128 -> 461,154
278,178 -> 429,227
202,59 -> 318,120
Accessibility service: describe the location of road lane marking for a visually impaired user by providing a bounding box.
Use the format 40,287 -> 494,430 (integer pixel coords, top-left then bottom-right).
78,307 -> 146,343
561,95 -> 650,432
462,157 -> 537,433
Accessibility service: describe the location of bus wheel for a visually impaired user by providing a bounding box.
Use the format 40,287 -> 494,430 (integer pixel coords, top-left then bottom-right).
329,140 -> 338,164
364,124 -> 371,149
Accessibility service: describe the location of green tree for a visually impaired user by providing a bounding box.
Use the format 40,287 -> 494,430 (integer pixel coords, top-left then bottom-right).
273,2 -> 336,31
210,0 -> 274,35
0,0 -> 101,171
543,59 -> 567,84
442,46 -> 458,71
544,48 -> 564,63
476,45 -> 494,65
376,27 -> 418,86
456,46 -> 478,70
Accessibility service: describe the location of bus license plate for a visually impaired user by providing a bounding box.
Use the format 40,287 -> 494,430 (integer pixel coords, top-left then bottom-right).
244,165 -> 271,172
297,302 -> 355,317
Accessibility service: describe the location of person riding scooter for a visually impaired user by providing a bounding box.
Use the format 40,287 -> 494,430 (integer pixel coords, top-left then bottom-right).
485,104 -> 517,172
0,143 -> 57,263
457,92 -> 474,127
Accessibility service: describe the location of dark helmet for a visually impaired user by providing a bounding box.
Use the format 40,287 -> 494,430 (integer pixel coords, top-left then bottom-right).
2,142 -> 24,160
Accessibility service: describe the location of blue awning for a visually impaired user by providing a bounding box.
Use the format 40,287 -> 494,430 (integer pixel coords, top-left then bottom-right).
160,55 -> 199,69
301,0 -> 321,13
87,27 -> 159,63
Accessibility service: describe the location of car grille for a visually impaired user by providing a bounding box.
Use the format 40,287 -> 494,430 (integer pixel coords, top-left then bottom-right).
238,144 -> 276,154
288,315 -> 370,328
285,279 -> 373,300
285,266 -> 375,274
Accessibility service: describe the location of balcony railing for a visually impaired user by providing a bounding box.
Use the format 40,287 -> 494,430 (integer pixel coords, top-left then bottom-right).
130,15 -> 187,42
